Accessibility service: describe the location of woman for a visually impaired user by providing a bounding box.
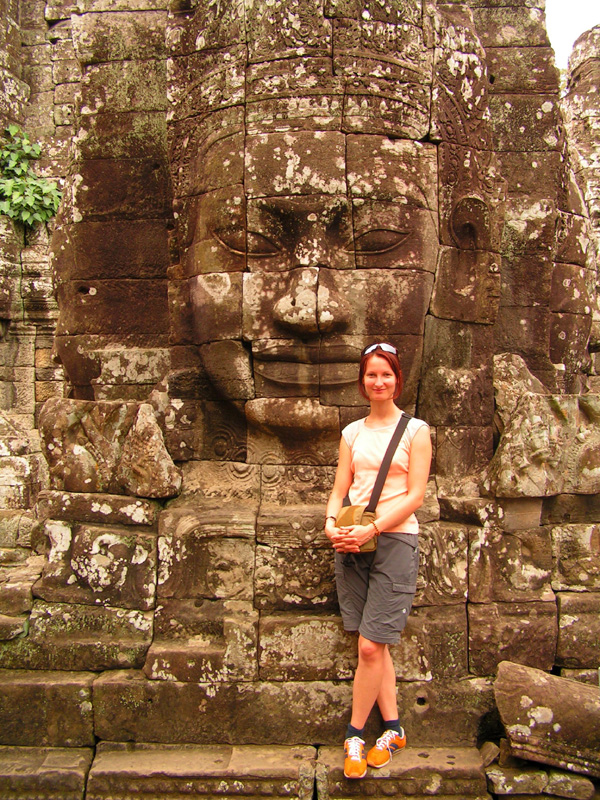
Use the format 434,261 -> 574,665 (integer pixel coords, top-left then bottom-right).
324,342 -> 432,779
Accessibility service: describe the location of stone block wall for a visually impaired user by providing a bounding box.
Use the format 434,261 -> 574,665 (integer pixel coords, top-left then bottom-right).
563,25 -> 600,382
0,0 -> 599,760
0,2 -> 74,630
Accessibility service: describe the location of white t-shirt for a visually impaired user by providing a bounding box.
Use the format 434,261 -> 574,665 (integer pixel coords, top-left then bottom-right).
341,414 -> 428,535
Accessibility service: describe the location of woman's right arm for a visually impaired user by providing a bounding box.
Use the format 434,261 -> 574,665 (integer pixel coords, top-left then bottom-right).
324,437 -> 353,542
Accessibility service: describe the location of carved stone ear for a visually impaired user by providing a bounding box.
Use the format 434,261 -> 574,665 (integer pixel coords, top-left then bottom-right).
450,196 -> 491,250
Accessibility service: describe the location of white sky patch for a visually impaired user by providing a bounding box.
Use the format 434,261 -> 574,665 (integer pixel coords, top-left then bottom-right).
545,0 -> 600,70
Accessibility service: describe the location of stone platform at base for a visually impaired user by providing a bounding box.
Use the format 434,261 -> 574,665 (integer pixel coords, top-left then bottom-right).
0,746 -> 94,800
318,745 -> 491,799
0,743 -> 491,800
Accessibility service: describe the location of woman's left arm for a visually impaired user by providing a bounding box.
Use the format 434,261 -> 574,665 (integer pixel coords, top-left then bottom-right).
364,424 -> 432,534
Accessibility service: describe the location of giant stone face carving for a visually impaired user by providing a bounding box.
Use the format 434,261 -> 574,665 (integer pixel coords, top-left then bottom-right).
167,0 -> 501,463
184,133 -> 439,431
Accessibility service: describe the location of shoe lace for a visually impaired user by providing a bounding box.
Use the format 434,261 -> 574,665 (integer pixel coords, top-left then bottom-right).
376,729 -> 400,750
346,736 -> 364,759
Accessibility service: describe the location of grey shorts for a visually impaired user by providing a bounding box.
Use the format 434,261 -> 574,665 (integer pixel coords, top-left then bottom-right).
334,533 -> 419,645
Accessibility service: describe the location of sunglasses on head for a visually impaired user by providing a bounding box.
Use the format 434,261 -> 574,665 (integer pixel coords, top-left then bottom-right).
362,343 -> 398,356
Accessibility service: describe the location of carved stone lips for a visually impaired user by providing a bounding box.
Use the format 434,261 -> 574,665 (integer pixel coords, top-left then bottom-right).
253,359 -> 356,388
250,341 -> 361,363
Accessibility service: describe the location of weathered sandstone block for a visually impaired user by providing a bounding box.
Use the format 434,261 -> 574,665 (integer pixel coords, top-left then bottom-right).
86,743 -> 316,800
551,311 -> 593,374
0,614 -> 27,641
39,398 -> 181,498
92,671 -> 494,747
35,521 -> 157,609
0,670 -> 95,747
255,543 -> 337,612
80,59 -> 167,112
556,592 -> 600,669
489,94 -> 559,152
52,220 -> 170,282
469,527 -> 554,603
318,744 -> 489,800
71,10 -> 166,65
485,394 -> 600,498
350,135 -> 437,202
260,463 -> 333,506
551,524 -> 600,591
431,246 -> 501,324
545,768 -> 597,800
393,604 -> 469,681
492,353 -> 550,431
485,46 -> 558,94
495,660 -> 600,778
472,6 -> 549,48
468,600 -> 557,675
485,763 -> 549,796
56,278 -> 169,336
420,317 -> 494,427
492,307 -> 555,384
246,130 -> 345,198
551,264 -> 594,316
0,745 -> 93,800
246,399 -> 340,465
77,110 -> 167,161
415,522 -> 468,606
0,555 -> 44,615
36,490 -> 160,527
391,678 -> 496,747
157,504 -> 256,601
190,273 -> 243,343
168,47 -> 246,121
498,498 -> 543,532
93,671 -> 353,745
258,613 -> 354,681
435,426 -> 494,498
170,114 -> 245,198
0,601 -> 152,671
144,598 -> 258,683
257,504 -> 328,548
176,460 -> 261,507
71,158 -> 170,220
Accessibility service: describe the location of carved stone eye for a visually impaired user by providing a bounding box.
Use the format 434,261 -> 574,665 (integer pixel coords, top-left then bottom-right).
353,228 -> 409,254
212,229 -> 280,257
246,231 -> 281,256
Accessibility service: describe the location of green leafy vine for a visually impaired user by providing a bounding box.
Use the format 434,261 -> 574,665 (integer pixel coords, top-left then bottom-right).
0,125 -> 62,227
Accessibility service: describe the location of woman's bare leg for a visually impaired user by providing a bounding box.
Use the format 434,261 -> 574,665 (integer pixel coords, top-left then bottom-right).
375,644 -> 398,722
349,635 -> 388,730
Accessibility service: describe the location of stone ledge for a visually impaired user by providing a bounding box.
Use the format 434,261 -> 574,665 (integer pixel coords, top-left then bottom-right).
87,743 -> 317,800
0,744 -> 494,800
317,745 -> 491,799
0,746 -> 93,800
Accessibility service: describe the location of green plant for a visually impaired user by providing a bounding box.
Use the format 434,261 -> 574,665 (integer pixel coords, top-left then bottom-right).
0,124 -> 62,227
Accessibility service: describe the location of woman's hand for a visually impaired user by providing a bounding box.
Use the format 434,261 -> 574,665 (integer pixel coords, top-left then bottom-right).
327,523 -> 375,553
325,519 -> 358,552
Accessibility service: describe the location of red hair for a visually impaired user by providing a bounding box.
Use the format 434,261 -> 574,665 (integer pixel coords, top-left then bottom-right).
358,344 -> 404,400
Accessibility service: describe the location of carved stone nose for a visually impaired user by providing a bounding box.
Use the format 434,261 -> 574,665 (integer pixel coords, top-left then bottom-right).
273,268 -> 318,334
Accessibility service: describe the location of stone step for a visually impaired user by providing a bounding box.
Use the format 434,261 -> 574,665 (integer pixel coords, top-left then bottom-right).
317,744 -> 491,799
0,746 -> 93,800
0,743 -> 491,800
0,668 -> 496,749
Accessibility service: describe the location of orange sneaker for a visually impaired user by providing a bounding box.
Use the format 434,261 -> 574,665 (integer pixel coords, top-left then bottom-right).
343,736 -> 367,779
366,728 -> 406,768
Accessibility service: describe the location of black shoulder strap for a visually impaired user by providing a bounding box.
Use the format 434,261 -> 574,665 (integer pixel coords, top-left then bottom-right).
364,412 -> 412,513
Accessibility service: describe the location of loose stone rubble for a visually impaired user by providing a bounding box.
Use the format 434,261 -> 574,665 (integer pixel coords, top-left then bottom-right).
1,0 -> 600,798
494,661 -> 600,779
